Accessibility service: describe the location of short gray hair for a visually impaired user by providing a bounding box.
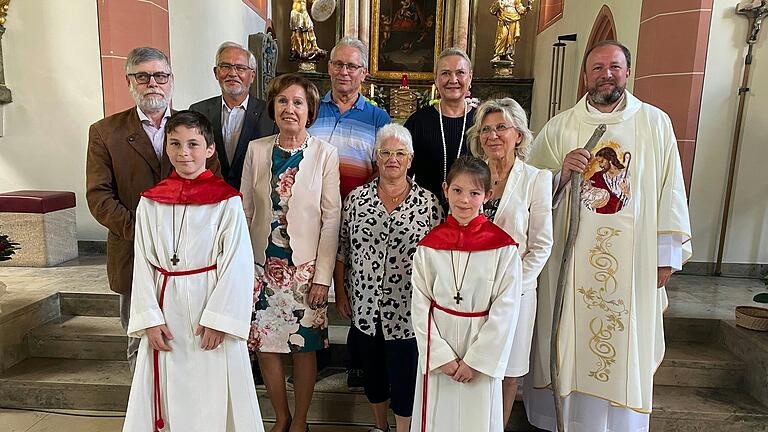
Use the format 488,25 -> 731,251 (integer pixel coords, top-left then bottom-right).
375,123 -> 413,153
215,41 -> 257,70
434,47 -> 471,75
330,36 -> 369,69
125,47 -> 171,73
468,98 -> 533,162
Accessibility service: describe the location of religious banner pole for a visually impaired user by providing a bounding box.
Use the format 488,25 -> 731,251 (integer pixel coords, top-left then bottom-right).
549,124 -> 606,432
715,0 -> 768,275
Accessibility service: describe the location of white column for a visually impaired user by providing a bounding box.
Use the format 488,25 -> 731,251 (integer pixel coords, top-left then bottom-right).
344,0 -> 359,38
358,0 -> 370,48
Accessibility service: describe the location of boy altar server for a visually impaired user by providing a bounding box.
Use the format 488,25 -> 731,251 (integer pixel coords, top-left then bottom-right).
123,111 -> 263,432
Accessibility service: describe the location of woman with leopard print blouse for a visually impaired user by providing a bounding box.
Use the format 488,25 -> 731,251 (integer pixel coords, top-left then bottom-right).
335,124 -> 443,432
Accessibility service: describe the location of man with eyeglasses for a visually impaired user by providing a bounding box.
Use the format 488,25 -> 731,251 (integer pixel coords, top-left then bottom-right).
189,42 -> 277,190
86,47 -> 220,373
309,36 -> 391,199
307,36 -> 391,392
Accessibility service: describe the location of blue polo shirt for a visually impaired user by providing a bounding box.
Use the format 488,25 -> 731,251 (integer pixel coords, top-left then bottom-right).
309,91 -> 391,198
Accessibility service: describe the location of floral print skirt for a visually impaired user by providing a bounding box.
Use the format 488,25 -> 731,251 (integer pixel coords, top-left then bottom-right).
250,259 -> 329,353
248,145 -> 329,354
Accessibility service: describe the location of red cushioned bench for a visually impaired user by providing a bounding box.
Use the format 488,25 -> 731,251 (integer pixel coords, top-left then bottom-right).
0,190 -> 78,267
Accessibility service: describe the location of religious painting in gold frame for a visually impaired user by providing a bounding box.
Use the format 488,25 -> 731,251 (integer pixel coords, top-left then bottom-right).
370,0 -> 444,80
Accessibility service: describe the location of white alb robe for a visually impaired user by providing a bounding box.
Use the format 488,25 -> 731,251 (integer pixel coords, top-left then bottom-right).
410,245 -> 523,432
124,196 -> 263,432
525,92 -> 692,431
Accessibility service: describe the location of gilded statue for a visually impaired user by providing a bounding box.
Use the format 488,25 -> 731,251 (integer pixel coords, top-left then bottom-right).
290,0 -> 327,62
0,0 -> 11,27
489,0 -> 533,63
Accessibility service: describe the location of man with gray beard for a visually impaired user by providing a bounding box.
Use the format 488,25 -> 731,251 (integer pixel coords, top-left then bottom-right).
86,47 -> 220,372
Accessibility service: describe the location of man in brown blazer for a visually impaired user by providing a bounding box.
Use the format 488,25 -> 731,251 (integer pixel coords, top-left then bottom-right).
86,47 -> 220,371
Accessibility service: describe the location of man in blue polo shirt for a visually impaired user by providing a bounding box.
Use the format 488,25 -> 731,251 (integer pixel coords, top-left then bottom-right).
310,36 -> 391,198
309,36 -> 391,392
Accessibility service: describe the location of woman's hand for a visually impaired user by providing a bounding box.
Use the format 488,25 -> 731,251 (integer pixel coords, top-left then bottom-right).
452,359 -> 477,383
146,324 -> 173,351
335,288 -> 353,320
308,283 -> 329,307
195,325 -> 225,350
440,359 -> 459,377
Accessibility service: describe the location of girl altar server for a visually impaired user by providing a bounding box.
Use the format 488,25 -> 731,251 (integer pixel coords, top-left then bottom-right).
410,155 -> 523,432
123,111 -> 263,432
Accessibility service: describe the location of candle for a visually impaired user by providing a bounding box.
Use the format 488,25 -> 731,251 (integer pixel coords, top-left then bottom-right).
370,83 -> 375,97
430,84 -> 436,101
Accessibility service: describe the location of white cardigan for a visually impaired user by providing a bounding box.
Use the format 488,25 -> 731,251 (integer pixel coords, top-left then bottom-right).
492,160 -> 554,294
240,135 -> 341,286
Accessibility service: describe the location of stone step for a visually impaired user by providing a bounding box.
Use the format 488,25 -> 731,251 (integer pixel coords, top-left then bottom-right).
0,358 -> 129,411
3,359 -> 766,431
57,291 -> 349,325
663,316 -> 721,342
26,315 -> 352,364
656,340 -> 745,388
59,292 -> 119,318
28,316 -> 127,360
0,358 -> 378,424
651,385 -> 768,431
31,316 -> 746,391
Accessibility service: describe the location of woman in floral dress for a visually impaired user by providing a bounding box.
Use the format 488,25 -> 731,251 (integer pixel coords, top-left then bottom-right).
241,73 -> 341,432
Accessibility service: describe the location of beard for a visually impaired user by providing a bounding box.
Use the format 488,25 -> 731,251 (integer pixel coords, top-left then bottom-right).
129,83 -> 172,113
222,81 -> 247,98
587,79 -> 625,106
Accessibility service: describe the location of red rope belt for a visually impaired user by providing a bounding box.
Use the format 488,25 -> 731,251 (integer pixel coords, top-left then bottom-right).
421,300 -> 489,432
150,264 -> 217,432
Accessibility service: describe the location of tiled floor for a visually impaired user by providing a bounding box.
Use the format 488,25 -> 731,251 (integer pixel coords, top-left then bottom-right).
0,255 -> 766,430
0,408 -> 371,432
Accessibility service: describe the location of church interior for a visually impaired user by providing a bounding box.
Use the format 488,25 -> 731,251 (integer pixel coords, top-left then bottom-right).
0,0 -> 767,430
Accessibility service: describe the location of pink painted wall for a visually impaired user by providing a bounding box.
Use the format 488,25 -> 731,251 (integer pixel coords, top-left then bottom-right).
634,0 -> 713,192
97,0 -> 171,116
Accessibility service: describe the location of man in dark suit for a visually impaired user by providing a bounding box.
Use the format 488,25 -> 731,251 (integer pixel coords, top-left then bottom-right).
189,42 -> 277,190
86,47 -> 220,372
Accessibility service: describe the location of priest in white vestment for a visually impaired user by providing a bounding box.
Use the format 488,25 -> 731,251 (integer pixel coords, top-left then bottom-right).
524,41 -> 692,432
123,118 -> 263,432
410,214 -> 523,432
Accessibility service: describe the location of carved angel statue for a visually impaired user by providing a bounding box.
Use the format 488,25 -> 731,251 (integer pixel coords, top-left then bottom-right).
489,0 -> 533,63
290,0 -> 327,61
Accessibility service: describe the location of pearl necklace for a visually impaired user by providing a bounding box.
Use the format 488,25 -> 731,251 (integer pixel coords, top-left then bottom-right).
438,99 -> 468,182
274,133 -> 309,154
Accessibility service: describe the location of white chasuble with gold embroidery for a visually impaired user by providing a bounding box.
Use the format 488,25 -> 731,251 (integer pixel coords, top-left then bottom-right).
526,91 -> 692,415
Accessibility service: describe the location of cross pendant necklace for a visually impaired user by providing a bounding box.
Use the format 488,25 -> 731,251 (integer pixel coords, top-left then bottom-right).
450,250 -> 471,305
453,292 -> 463,305
171,204 -> 188,266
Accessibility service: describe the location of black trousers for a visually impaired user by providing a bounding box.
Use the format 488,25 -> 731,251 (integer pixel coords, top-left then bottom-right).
349,323 -> 418,417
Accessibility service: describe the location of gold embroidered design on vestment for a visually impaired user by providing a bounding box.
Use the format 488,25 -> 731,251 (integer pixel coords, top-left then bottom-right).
577,227 -> 628,382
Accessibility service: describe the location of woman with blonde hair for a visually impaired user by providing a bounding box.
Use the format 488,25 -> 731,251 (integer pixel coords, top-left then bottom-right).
468,98 -> 553,427
405,47 -> 475,211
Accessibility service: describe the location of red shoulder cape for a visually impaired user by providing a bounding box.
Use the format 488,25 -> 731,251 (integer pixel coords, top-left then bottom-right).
141,170 -> 241,204
418,215 -> 518,251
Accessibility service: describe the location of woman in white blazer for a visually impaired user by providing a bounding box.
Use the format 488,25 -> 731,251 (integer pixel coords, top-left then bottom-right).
468,98 -> 553,427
